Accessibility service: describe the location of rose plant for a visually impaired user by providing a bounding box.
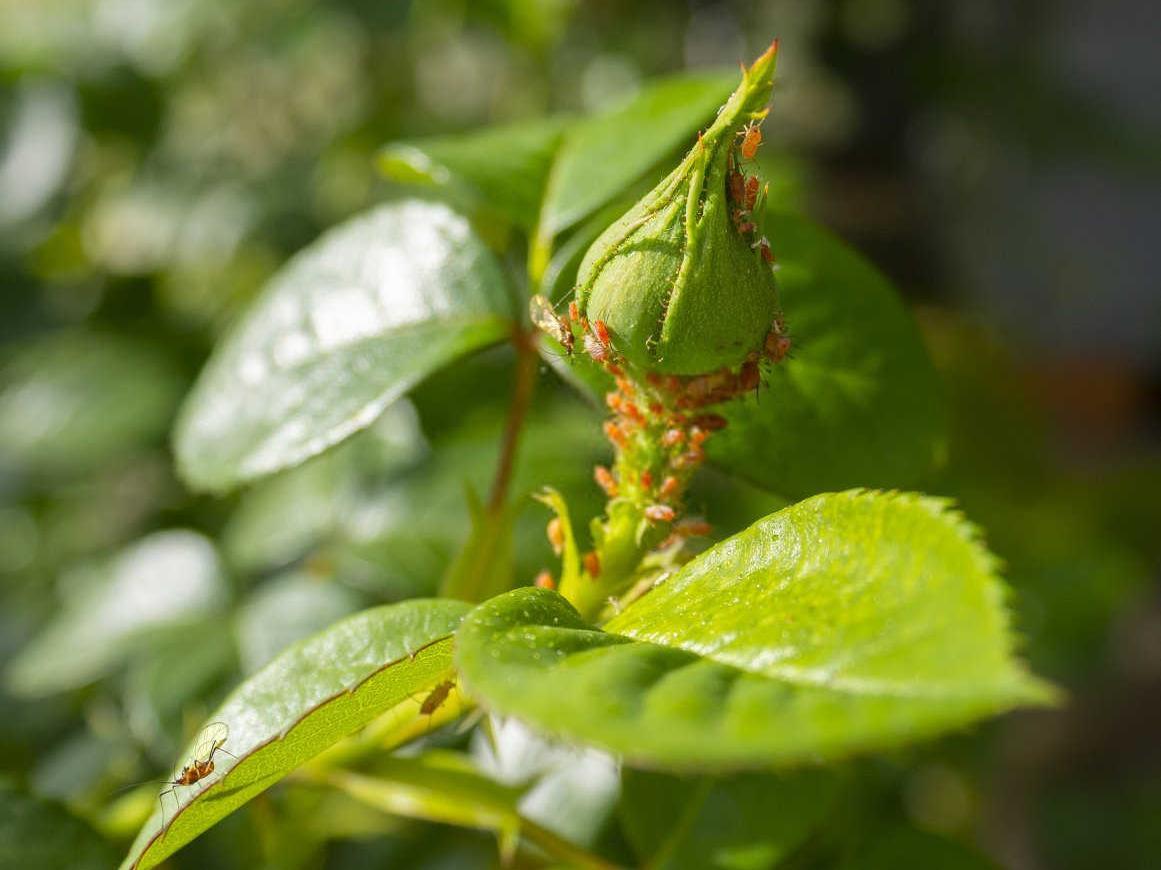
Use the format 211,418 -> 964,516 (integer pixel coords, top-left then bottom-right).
117,40 -> 1053,870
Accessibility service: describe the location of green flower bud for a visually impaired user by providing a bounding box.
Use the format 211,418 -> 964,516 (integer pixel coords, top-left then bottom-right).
575,41 -> 782,376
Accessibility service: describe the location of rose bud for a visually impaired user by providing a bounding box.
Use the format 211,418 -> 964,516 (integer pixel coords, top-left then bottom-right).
575,41 -> 782,375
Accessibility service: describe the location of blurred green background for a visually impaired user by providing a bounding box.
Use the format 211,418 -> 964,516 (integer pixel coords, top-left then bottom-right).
1,1 -> 1159,868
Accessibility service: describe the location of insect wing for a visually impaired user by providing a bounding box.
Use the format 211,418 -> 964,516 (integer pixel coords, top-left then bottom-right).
529,295 -> 568,344
192,721 -> 229,764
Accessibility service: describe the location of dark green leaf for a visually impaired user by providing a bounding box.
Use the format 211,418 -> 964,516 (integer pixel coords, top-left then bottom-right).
710,213 -> 947,499
6,530 -> 227,696
379,118 -> 567,229
538,73 -> 736,240
0,781 -> 116,870
844,826 -> 999,870
121,599 -> 470,870
456,491 -> 1052,769
620,768 -> 840,870
174,200 -> 515,493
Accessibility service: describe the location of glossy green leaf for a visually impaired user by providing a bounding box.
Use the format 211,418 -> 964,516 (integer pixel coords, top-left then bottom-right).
6,530 -> 227,696
174,199 -> 515,493
379,117 -> 566,229
0,782 -> 116,870
620,768 -> 840,870
0,331 -> 183,475
710,213 -> 947,499
457,491 -> 1052,769
121,599 -> 470,870
538,72 -> 736,240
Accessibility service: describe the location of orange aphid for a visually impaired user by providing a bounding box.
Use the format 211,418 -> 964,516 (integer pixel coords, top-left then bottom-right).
676,519 -> 713,537
660,428 -> 685,448
621,401 -> 645,425
594,465 -> 618,497
583,550 -> 601,578
644,504 -> 676,523
689,427 -> 709,447
605,392 -> 622,411
568,301 -> 580,323
640,470 -> 654,489
739,121 -> 763,160
546,517 -> 564,555
744,175 -> 760,210
603,420 -> 626,447
659,475 -> 680,499
534,570 -> 556,590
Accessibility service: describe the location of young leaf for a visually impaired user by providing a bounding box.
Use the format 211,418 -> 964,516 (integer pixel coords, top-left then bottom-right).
121,599 -> 470,870
6,530 -> 227,697
174,199 -> 516,493
620,768 -> 840,870
710,213 -> 947,498
537,72 -> 737,242
456,491 -> 1053,769
379,117 -> 567,230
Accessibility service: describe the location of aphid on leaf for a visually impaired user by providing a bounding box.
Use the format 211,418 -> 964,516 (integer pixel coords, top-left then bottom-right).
659,475 -> 680,499
159,722 -> 236,830
644,504 -> 676,523
584,319 -> 615,364
738,121 -> 763,160
420,680 -> 456,716
639,470 -> 654,490
583,550 -> 601,578
660,428 -> 685,448
530,295 -> 573,355
534,570 -> 556,590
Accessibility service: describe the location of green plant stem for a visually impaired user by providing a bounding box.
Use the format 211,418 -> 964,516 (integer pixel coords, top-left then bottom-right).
441,327 -> 539,601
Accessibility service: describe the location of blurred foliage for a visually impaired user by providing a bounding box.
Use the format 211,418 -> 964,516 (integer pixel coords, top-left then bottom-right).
1,1 -> 1158,869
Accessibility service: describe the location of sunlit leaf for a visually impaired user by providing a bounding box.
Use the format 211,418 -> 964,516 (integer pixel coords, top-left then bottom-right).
174,199 -> 515,493
379,118 -> 567,229
538,72 -> 736,240
6,530 -> 227,696
457,491 -> 1053,769
121,599 -> 470,870
710,213 -> 947,499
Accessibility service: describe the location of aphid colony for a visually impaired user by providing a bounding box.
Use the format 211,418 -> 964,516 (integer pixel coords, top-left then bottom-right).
729,118 -> 775,265
527,113 -> 790,589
